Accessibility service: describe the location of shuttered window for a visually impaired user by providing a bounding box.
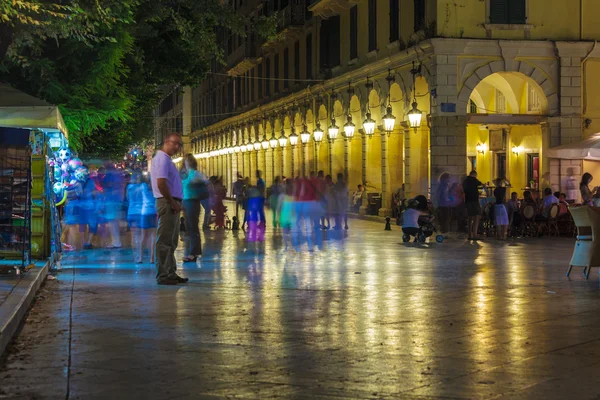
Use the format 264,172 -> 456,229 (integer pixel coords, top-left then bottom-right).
350,5 -> 358,60
368,0 -> 377,52
389,0 -> 399,43
490,0 -> 526,24
283,48 -> 289,89
414,0 -> 425,32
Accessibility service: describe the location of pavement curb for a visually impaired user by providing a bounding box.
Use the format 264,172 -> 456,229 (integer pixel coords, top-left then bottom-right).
347,213 -> 388,224
0,260 -> 50,357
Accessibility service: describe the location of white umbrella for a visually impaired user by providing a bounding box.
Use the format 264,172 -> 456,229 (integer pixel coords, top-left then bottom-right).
546,133 -> 600,160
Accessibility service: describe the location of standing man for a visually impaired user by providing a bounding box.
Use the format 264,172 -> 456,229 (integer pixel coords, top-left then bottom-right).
151,133 -> 188,285
256,170 -> 266,225
462,170 -> 483,241
233,173 -> 245,218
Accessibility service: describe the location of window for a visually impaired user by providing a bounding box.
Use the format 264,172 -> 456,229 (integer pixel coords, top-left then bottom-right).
368,0 -> 377,51
274,53 -> 280,92
265,57 -> 271,96
527,153 -> 539,188
389,0 -> 399,43
489,0 -> 526,24
250,69 -> 255,103
283,47 -> 289,89
319,15 -> 340,70
294,41 -> 300,83
414,0 -> 425,31
349,5 -> 358,60
306,34 -> 312,79
258,63 -> 263,99
527,83 -> 541,113
469,100 -> 478,114
495,89 -> 506,113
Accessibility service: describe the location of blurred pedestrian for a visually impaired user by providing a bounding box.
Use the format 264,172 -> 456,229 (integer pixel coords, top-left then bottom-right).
181,154 -> 208,262
126,172 -> 144,262
140,173 -> 157,264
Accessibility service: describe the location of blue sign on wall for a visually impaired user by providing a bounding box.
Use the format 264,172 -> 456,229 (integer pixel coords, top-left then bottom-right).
441,103 -> 456,113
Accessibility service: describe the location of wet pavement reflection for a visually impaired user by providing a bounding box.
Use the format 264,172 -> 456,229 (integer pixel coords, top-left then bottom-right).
2,215 -> 600,399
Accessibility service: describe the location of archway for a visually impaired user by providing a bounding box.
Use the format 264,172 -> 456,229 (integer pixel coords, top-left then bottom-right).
466,72 -> 550,192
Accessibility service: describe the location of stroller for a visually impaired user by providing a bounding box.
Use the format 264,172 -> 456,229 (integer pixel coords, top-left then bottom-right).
402,214 -> 444,243
401,195 -> 444,244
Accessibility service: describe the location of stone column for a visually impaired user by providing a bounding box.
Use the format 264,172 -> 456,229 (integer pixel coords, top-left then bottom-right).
430,116 -> 468,200
359,132 -> 368,215
402,124 -> 412,198
378,132 -> 391,217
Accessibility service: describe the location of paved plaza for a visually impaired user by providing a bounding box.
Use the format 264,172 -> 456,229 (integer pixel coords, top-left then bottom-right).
1,216 -> 600,399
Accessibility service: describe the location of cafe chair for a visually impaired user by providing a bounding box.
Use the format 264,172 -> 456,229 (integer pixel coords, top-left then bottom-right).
567,205 -> 600,279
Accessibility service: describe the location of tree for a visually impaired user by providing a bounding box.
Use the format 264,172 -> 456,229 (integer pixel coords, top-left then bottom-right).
0,0 -> 275,158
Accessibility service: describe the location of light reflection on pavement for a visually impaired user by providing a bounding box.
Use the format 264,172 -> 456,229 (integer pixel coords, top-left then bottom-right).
1,215 -> 599,399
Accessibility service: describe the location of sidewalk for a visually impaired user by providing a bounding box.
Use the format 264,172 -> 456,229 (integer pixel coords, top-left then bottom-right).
0,260 -> 49,356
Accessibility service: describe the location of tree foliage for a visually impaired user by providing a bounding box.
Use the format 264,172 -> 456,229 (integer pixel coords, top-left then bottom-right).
0,0 -> 274,158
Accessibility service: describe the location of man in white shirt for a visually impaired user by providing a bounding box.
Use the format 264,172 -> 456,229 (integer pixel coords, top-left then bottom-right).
151,133 -> 188,285
542,187 -> 559,218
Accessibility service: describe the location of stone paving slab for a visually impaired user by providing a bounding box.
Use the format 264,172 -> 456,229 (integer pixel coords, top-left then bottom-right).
2,216 -> 600,399
0,260 -> 49,357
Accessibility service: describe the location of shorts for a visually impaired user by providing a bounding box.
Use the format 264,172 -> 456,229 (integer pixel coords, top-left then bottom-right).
78,209 -> 98,234
64,202 -> 79,225
127,214 -> 141,229
104,201 -> 121,221
494,204 -> 509,226
140,214 -> 157,229
466,201 -> 482,217
402,227 -> 420,236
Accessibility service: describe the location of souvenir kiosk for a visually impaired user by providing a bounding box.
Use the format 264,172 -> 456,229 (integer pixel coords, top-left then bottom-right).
0,83 -> 69,273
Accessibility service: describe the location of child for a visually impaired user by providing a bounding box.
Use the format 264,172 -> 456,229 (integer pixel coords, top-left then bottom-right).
493,179 -> 508,240
402,195 -> 429,242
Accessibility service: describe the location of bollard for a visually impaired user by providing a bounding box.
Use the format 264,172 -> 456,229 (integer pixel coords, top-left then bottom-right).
385,217 -> 392,231
231,216 -> 240,231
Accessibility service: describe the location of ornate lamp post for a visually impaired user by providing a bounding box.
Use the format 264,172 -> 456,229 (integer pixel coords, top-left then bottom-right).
289,128 -> 298,178
300,124 -> 310,177
278,125 -> 287,177
313,121 -> 323,171
407,61 -> 423,133
269,119 -> 277,181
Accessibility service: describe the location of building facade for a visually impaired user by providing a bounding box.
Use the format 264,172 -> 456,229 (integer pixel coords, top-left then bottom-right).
155,0 -> 600,215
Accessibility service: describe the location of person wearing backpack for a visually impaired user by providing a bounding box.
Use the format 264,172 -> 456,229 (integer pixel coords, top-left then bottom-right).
181,154 -> 209,262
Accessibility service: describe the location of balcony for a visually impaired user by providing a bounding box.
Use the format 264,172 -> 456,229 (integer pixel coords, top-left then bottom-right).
226,43 -> 262,77
261,1 -> 306,53
308,0 -> 360,18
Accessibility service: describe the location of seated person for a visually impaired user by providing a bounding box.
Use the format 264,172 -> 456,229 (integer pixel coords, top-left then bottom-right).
593,190 -> 600,207
541,187 -> 559,217
352,184 -> 365,213
506,191 -> 519,224
558,192 -> 569,215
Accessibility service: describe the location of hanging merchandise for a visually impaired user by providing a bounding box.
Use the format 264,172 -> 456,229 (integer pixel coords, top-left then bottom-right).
0,128 -> 32,274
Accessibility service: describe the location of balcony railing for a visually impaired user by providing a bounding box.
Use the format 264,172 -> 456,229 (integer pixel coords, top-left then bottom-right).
226,42 -> 261,77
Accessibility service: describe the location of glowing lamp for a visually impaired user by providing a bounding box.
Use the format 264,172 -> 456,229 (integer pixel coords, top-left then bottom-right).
382,105 -> 396,133
343,115 -> 355,140
313,123 -> 324,142
363,112 -> 376,136
328,119 -> 339,141
407,101 -> 423,131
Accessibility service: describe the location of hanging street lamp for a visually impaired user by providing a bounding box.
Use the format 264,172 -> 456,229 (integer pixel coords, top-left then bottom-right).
343,114 -> 355,140
408,61 -> 423,132
363,111 -> 376,137
328,117 -> 339,141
